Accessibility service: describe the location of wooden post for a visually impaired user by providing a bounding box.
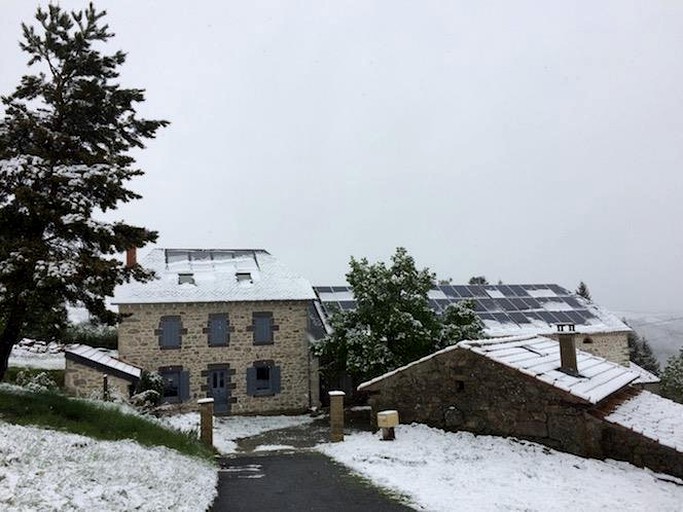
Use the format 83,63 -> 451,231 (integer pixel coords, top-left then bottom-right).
102,374 -> 110,401
198,398 -> 214,447
329,390 -> 345,442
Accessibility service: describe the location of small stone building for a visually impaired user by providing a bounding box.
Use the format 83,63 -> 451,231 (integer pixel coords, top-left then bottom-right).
64,344 -> 141,399
71,248 -> 322,415
359,332 -> 683,478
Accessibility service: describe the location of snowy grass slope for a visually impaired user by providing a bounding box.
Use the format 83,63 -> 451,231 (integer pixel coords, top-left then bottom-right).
318,423 -> 683,512
0,421 -> 217,511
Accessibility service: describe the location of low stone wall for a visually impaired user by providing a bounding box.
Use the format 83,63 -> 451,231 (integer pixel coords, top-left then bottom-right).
64,359 -> 135,400
590,414 -> 683,479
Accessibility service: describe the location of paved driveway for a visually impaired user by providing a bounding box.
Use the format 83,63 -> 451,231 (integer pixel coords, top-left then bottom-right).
211,451 -> 414,511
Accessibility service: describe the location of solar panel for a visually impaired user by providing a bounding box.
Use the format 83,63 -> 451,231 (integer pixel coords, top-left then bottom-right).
509,312 -> 531,324
491,312 -> 513,324
478,298 -> 498,312
538,311 -> 561,324
315,286 -> 333,294
467,286 -> 488,297
473,300 -> 488,312
521,298 -> 541,309
509,298 -> 529,310
507,285 -> 530,297
453,286 -> 472,297
339,301 -> 356,311
439,285 -> 459,297
497,285 -> 516,297
552,311 -> 573,323
494,298 -> 517,311
331,286 -> 351,293
549,284 -> 571,296
563,297 -> 583,308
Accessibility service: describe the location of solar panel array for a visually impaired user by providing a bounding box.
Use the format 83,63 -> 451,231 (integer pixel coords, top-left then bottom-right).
314,284 -> 598,328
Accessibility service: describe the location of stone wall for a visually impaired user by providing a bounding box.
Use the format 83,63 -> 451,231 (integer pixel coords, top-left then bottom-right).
118,300 -> 315,414
64,359 -> 135,400
364,347 -> 596,456
548,331 -> 629,365
363,346 -> 683,478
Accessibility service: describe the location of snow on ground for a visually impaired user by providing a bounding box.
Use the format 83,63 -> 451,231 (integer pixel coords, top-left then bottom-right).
164,412 -> 315,454
318,423 -> 683,512
0,421 -> 216,512
606,390 -> 683,452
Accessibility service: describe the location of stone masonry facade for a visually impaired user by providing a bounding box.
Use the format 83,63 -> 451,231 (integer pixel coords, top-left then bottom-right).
118,300 -> 316,415
549,331 -> 629,366
363,347 -> 683,479
64,359 -> 135,400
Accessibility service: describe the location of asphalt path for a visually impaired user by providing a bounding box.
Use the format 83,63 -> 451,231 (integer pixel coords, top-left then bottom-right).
211,451 -> 414,511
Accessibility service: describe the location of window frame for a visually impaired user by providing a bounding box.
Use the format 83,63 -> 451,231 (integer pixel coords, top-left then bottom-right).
246,361 -> 281,397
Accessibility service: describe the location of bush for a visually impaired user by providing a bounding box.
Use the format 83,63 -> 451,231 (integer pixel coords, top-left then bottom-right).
130,370 -> 165,409
15,370 -> 58,392
5,368 -> 65,388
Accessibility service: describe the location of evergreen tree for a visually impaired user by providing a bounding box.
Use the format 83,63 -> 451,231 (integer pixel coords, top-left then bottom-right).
0,4 -> 167,379
661,349 -> 683,404
468,276 -> 488,285
313,247 -> 483,385
576,281 -> 592,301
627,330 -> 661,376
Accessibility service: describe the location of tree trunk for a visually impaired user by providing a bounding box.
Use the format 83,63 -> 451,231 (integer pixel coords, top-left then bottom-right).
0,302 -> 26,381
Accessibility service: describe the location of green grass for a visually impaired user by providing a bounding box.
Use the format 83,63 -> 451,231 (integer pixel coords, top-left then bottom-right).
0,386 -> 215,461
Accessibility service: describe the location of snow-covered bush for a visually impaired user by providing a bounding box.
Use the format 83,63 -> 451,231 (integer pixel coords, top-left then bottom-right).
130,370 -> 165,409
15,370 -> 58,392
661,348 -> 683,403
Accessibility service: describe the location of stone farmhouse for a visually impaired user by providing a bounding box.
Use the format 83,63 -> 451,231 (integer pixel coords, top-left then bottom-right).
66,248 -> 322,415
315,283 -> 635,366
359,327 -> 683,478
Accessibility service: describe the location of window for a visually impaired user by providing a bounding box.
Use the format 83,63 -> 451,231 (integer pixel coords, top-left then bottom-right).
207,314 -> 230,346
178,273 -> 195,285
157,316 -> 183,349
252,312 -> 277,345
246,361 -> 281,396
159,368 -> 189,403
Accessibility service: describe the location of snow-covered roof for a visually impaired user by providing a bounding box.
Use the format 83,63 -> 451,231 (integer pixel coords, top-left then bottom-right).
605,390 -> 683,452
315,283 -> 630,336
113,249 -> 316,305
627,362 -> 661,385
360,334 -> 638,404
65,344 -> 142,379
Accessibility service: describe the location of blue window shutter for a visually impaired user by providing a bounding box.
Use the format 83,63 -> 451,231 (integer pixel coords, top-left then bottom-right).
160,316 -> 181,348
246,367 -> 256,396
209,314 -> 229,346
179,371 -> 190,401
271,366 -> 281,394
253,313 -> 273,344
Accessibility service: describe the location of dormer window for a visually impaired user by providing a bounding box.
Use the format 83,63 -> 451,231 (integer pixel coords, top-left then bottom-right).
178,273 -> 195,285
236,272 -> 252,284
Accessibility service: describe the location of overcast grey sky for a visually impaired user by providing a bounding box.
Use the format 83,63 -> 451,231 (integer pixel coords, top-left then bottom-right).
2,1 -> 682,314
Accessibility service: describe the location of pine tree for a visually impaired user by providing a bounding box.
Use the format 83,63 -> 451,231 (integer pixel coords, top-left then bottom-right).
661,349 -> 683,404
627,330 -> 661,376
0,4 -> 167,379
313,247 -> 483,385
576,281 -> 592,301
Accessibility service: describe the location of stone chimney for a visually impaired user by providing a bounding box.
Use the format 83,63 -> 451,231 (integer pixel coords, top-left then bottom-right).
557,323 -> 578,376
126,247 -> 137,268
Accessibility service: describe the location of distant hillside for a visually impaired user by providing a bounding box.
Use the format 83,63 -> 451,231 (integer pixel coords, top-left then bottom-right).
617,311 -> 683,366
